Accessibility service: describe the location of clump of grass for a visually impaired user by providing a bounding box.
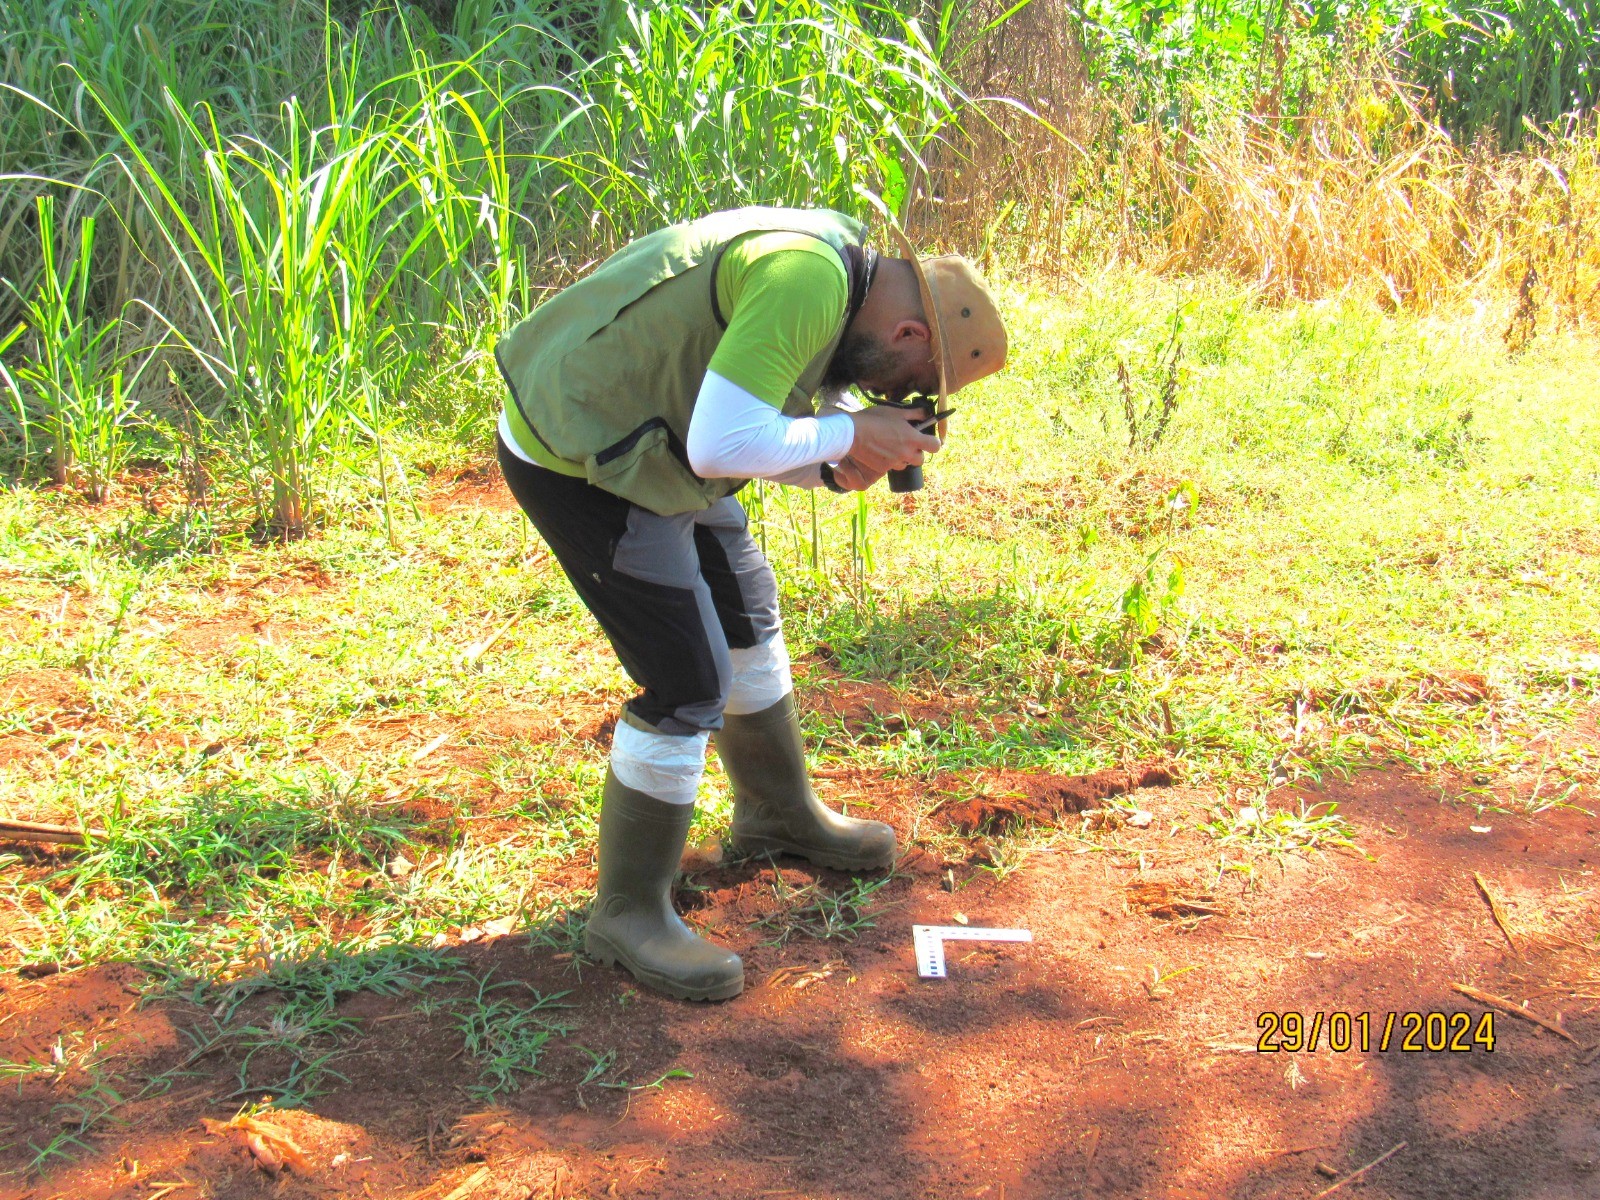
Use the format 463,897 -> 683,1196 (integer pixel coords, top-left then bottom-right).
169,944 -> 461,1106
449,974 -> 577,1101
70,776 -> 418,895
1201,799 -> 1361,852
754,869 -> 894,946
3,197 -> 144,501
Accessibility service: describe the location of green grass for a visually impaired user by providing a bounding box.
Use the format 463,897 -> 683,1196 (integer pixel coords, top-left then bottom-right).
753,870 -> 896,947
7,1 -> 1589,538
0,269 -> 1596,1184
4,268 -> 1594,985
448,973 -> 577,1101
0,0 -> 963,533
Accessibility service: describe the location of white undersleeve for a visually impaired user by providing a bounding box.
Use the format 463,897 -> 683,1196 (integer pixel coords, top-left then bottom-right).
498,409 -> 534,463
686,371 -> 855,481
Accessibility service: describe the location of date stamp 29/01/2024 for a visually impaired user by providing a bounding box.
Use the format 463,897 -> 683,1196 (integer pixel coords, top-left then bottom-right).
1257,1011 -> 1497,1053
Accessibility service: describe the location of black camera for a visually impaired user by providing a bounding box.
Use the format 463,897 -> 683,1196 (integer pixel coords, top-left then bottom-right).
879,395 -> 951,493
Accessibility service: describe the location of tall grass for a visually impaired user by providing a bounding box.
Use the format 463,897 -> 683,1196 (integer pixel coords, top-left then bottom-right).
931,0 -> 1597,318
1403,0 -> 1600,148
0,0 -> 963,533
4,196 -> 143,501
555,0 -> 960,242
0,0 -> 1596,535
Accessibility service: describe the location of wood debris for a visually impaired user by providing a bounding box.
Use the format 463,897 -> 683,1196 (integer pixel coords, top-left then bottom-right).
766,959 -> 847,990
1126,879 -> 1224,920
202,1114 -> 312,1175
1314,1140 -> 1407,1197
406,1165 -> 492,1200
449,1109 -> 510,1152
1451,982 -> 1578,1043
0,817 -> 105,845
1472,872 -> 1521,954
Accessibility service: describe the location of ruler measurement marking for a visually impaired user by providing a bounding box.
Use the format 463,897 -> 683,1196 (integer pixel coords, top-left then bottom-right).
913,925 -> 1033,979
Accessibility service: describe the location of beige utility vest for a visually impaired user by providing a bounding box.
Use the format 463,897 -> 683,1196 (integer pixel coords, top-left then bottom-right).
495,206 -> 870,515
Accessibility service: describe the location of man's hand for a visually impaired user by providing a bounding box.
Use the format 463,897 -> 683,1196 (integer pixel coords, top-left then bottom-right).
846,404 -> 941,475
829,454 -> 887,492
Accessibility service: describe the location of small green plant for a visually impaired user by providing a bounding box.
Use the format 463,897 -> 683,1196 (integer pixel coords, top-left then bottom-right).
450,973 -> 576,1100
600,1067 -> 694,1093
575,1045 -> 618,1087
1115,304 -> 1186,452
1202,799 -> 1360,853
755,869 -> 894,946
1,1035 -> 129,1176
1117,482 -> 1195,640
23,1070 -> 127,1174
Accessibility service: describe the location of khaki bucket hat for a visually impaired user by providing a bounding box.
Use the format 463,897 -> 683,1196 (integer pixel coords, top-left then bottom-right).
885,225 -> 1008,433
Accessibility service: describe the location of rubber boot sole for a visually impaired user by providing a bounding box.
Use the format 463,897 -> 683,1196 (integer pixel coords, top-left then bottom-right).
731,832 -> 895,874
584,929 -> 745,1002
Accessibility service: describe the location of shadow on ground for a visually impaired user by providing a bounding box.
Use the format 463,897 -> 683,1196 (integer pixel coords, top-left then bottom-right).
2,766 -> 1597,1199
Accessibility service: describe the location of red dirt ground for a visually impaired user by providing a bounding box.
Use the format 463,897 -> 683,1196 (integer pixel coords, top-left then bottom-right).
3,763 -> 1596,1200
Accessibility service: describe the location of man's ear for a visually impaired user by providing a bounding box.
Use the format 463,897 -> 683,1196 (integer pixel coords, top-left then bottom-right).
889,318 -> 931,346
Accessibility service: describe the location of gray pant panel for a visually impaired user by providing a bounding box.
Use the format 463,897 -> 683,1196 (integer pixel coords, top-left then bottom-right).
608,495 -> 778,734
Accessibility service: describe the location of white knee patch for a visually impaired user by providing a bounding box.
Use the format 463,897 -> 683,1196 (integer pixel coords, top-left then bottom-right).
723,634 -> 793,716
610,720 -> 708,806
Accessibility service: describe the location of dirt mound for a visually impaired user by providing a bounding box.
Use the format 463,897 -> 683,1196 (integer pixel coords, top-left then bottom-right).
936,763 -> 1175,833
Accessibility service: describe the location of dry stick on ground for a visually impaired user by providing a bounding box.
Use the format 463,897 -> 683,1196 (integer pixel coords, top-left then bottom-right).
1451,982 -> 1579,1043
407,1165 -> 491,1200
1313,1141 -> 1408,1198
0,817 -> 106,845
1263,1143 -> 1332,1158
1473,872 -> 1521,954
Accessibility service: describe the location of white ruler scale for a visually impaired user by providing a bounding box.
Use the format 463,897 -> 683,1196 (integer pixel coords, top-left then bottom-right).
913,924 -> 1033,979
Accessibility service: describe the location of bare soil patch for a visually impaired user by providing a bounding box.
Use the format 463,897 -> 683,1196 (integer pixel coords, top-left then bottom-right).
0,667 -> 85,716
426,462 -> 520,516
937,763 -> 1178,833
800,675 -> 984,738
3,761 -> 1596,1199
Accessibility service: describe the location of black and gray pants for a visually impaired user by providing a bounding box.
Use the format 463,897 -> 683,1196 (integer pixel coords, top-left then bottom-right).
497,435 -> 792,802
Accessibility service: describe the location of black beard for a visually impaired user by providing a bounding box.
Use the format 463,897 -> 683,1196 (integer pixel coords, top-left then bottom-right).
820,327 -> 898,394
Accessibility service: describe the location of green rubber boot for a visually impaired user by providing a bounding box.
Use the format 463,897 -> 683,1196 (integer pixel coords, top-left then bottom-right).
715,693 -> 897,872
583,770 -> 744,1002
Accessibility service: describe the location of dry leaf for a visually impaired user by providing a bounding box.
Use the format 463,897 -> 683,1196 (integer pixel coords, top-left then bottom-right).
411,732 -> 450,765
203,1115 -> 311,1175
245,1132 -> 281,1174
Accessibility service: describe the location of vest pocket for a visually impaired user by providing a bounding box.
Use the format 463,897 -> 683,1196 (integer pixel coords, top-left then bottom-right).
586,419 -> 718,515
